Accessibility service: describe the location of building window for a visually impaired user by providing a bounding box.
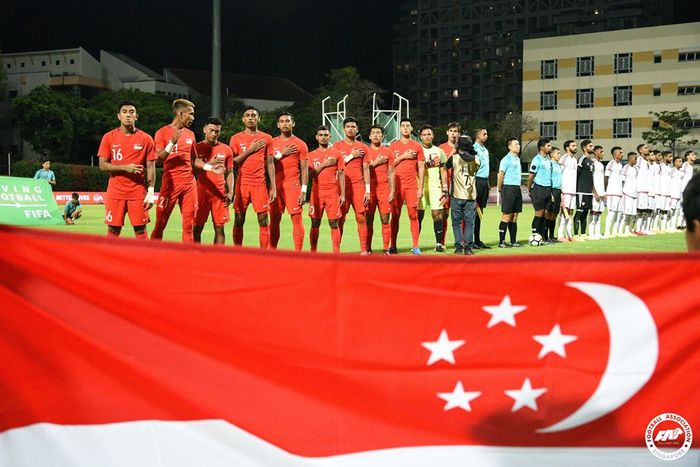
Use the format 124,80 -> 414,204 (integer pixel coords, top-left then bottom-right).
681,119 -> 700,128
654,54 -> 662,64
70,59 -> 75,64
576,120 -> 594,139
576,56 -> 594,76
540,122 -> 557,139
5,64 -> 10,69
614,53 -> 633,73
653,86 -> 661,96
678,85 -> 700,95
452,89 -> 459,99
614,86 -> 632,106
20,62 -> 25,68
679,51 -> 700,61
540,59 -> 557,79
613,118 -> 632,138
41,61 -> 46,66
540,91 -> 557,110
55,60 -> 60,65
576,88 -> 594,108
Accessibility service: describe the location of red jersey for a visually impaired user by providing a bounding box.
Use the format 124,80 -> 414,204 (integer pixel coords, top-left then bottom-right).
439,142 -> 457,160
154,125 -> 197,188
230,130 -> 273,186
364,145 -> 393,189
389,139 -> 424,183
308,148 -> 344,192
333,140 -> 368,185
271,135 -> 308,185
97,128 -> 156,200
195,140 -> 233,197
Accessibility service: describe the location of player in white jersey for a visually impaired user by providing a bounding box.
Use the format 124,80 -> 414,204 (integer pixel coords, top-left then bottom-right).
621,152 -> 639,236
643,151 -> 658,234
669,156 -> 684,231
679,150 -> 697,229
655,151 -> 673,233
558,140 -> 578,241
634,144 -> 651,234
604,146 -> 624,237
588,145 -> 606,239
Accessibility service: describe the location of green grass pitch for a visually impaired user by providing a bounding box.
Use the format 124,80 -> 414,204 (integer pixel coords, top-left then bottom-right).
41,204 -> 687,255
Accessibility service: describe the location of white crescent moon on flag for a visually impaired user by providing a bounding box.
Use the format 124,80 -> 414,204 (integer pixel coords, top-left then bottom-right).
537,282 -> 659,433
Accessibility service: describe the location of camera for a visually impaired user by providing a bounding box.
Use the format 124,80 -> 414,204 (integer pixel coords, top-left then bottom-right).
457,131 -> 476,160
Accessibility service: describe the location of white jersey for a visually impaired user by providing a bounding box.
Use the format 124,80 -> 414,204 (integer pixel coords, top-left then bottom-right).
636,156 -> 650,192
560,152 -> 578,195
593,159 -> 605,196
670,167 -> 684,200
681,161 -> 695,192
659,163 -> 672,196
653,163 -> 663,196
622,163 -> 638,198
605,160 -> 624,196
647,163 -> 658,196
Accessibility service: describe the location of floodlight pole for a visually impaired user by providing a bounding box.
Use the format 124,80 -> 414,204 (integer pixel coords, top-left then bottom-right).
212,0 -> 222,118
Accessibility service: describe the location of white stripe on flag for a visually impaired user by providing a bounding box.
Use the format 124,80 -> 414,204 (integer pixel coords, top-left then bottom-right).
0,420 -> 696,467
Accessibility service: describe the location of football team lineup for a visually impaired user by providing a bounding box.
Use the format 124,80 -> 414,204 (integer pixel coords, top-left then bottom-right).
64,98 -> 692,255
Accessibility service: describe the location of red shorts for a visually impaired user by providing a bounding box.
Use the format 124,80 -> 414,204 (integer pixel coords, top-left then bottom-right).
234,183 -> 269,214
367,184 -> 393,215
195,191 -> 230,225
309,189 -> 341,220
104,197 -> 149,227
341,180 -> 366,215
393,177 -> 420,210
270,181 -> 303,215
157,180 -> 198,215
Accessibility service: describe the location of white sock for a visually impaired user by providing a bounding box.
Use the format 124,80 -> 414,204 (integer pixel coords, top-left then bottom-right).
605,211 -> 616,236
558,216 -> 566,238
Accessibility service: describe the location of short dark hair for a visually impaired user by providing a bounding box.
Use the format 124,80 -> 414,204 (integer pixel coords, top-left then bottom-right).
685,150 -> 696,161
661,150 -> 672,156
683,174 -> 700,233
636,143 -> 647,152
506,138 -> 519,148
206,117 -> 222,126
400,118 -> 412,125
593,145 -> 603,152
580,139 -> 592,148
41,159 -> 50,164
343,117 -> 358,126
627,152 -> 637,158
242,106 -> 259,115
419,124 -> 433,134
447,122 -> 461,131
277,111 -> 294,121
117,99 -> 137,112
316,125 -> 330,133
564,140 -> 575,151
611,146 -> 622,155
653,149 -> 661,155
673,156 -> 683,164
71,192 -> 79,199
369,125 -> 384,134
551,146 -> 560,153
537,138 -> 551,151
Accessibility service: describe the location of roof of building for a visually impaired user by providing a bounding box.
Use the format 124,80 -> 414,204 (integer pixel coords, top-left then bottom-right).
166,68 -> 313,102
101,50 -> 163,80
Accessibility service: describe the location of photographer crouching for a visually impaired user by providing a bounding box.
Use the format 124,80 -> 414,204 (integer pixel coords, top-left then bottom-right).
444,131 -> 480,255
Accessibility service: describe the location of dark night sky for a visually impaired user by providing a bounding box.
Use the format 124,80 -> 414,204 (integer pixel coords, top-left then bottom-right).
2,0 -> 699,93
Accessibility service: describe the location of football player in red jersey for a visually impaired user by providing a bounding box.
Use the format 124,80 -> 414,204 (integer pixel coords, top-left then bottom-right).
229,107 -> 276,248
269,112 -> 308,251
97,100 -> 157,239
388,118 -> 425,254
193,117 -> 233,244
364,125 -> 395,254
151,99 -> 223,242
307,126 -> 345,253
334,117 -> 371,255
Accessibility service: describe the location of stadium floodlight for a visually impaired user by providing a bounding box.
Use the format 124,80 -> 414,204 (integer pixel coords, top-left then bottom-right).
372,92 -> 410,145
321,95 -> 348,145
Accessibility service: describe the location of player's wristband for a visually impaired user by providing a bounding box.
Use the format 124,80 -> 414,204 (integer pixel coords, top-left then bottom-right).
365,183 -> 371,194
144,187 -> 156,204
274,150 -> 283,160
203,163 -> 213,172
344,155 -> 353,163
165,142 -> 174,154
301,184 -> 307,194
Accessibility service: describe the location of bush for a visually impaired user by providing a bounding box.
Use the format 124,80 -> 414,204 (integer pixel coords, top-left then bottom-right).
11,160 -> 164,191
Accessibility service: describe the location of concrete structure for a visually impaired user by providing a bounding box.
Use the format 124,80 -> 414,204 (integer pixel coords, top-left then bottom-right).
100,51 -> 189,98
521,22 -> 700,160
392,0 -> 672,123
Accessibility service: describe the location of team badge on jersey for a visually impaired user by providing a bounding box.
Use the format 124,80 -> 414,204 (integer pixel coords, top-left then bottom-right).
134,144 -> 143,150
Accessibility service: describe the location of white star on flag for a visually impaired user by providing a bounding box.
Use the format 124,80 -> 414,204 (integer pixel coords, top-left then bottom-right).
504,378 -> 547,412
438,381 -> 481,412
532,324 -> 578,359
421,329 -> 465,365
482,295 -> 527,328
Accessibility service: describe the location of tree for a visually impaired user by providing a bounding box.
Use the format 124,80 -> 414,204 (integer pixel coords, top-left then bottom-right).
87,89 -> 172,137
11,86 -> 89,159
642,108 -> 699,156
